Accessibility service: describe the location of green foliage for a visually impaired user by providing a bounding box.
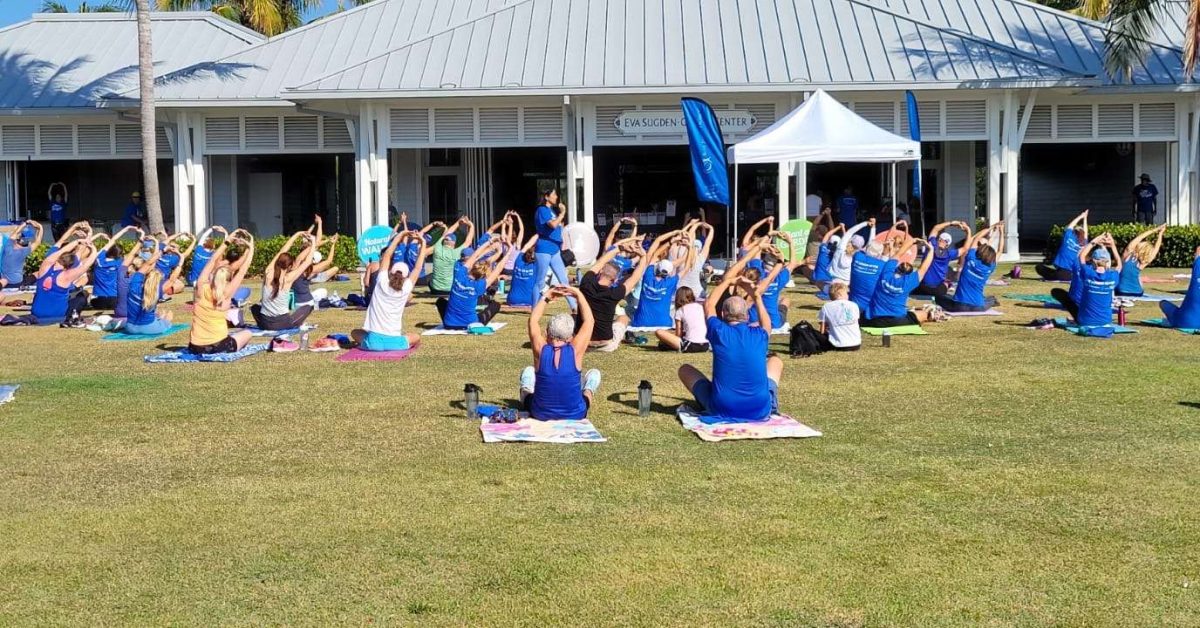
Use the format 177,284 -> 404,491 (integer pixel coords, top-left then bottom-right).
1046,222 -> 1200,267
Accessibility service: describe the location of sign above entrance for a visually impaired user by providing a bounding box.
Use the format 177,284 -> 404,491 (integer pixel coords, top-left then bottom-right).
614,110 -> 757,136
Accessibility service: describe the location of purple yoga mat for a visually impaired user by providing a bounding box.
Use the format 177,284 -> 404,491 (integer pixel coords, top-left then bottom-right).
336,347 -> 418,362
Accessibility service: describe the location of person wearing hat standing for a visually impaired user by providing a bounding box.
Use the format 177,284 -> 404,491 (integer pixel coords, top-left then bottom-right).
1133,174 -> 1159,225
121,191 -> 148,229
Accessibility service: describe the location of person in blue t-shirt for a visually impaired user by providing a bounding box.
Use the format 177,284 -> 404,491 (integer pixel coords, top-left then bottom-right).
1159,247 -> 1200,329
120,191 -> 148,229
1132,174 -> 1159,224
187,226 -> 227,286
88,225 -> 140,310
629,234 -> 693,330
1116,224 -> 1166,297
864,238 -> 937,327
750,231 -> 804,330
848,241 -> 889,318
677,239 -> 782,424
836,186 -> 860,227
0,221 -> 43,291
436,239 -> 507,329
808,224 -> 844,294
1050,234 -> 1120,321
1036,210 -> 1088,281
913,220 -> 972,297
532,189 -> 572,305
156,232 -> 197,298
505,235 -> 541,308
519,285 -> 602,420
934,222 -> 1006,313
47,182 -> 69,240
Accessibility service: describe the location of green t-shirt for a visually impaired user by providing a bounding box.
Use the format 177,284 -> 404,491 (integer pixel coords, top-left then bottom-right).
431,242 -> 465,292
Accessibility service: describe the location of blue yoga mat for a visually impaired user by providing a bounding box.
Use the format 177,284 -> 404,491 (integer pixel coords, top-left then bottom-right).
1140,318 -> 1200,335
1052,318 -> 1136,336
144,343 -> 269,363
102,323 -> 188,341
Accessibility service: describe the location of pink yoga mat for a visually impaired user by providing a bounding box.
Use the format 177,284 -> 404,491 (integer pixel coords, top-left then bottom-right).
945,309 -> 1003,317
336,347 -> 418,362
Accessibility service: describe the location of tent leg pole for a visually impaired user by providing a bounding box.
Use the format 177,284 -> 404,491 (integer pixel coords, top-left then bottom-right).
732,165 -> 739,259
890,162 -> 897,225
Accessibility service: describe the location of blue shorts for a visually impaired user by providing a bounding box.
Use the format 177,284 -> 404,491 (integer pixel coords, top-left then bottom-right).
123,318 -> 172,335
361,331 -> 410,351
692,378 -> 779,422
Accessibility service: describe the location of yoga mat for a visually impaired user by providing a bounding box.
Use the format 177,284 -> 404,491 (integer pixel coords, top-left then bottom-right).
1116,294 -> 1183,302
336,347 -> 418,362
244,324 -> 317,337
626,326 -> 672,333
1005,294 -> 1058,304
144,343 -> 269,364
861,325 -> 928,336
1052,318 -> 1137,335
421,322 -> 508,336
677,406 -> 822,442
479,417 -> 607,444
1141,277 -> 1178,284
101,323 -> 188,341
0,384 -> 17,405
945,309 -> 1003,317
986,279 -> 1010,287
1140,318 -> 1200,334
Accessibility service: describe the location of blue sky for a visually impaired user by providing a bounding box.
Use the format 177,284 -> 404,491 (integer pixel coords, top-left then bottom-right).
0,0 -> 342,30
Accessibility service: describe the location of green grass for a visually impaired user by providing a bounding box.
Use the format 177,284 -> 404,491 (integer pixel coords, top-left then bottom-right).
2,268 -> 1199,625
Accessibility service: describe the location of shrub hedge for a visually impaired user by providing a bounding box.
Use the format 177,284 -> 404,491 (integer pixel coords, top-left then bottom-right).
1045,223 -> 1200,268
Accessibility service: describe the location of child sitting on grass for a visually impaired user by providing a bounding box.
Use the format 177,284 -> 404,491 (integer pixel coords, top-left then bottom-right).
817,283 -> 861,351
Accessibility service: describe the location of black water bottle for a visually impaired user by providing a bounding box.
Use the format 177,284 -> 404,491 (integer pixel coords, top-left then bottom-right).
464,383 -> 481,419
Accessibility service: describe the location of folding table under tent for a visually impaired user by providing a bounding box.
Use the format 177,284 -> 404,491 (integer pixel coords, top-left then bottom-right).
726,89 -> 922,251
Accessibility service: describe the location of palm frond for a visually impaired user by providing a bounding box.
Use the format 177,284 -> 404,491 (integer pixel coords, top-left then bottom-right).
1185,0 -> 1200,77
243,0 -> 284,35
1073,0 -> 1110,20
40,1 -> 71,12
1103,0 -> 1158,82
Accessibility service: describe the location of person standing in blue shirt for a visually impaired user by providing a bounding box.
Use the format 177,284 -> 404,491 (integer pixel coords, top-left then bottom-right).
935,222 -> 1006,313
47,182 -> 69,240
120,191 -> 148,229
836,186 -> 860,227
1133,174 -> 1158,224
532,189 -> 572,306
1159,246 -> 1200,329
1036,210 -> 1088,281
677,238 -> 782,424
864,238 -> 936,327
913,220 -> 971,297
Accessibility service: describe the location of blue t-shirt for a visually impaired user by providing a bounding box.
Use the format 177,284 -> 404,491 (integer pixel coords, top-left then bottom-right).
93,256 -> 122,298
1069,264 -> 1085,305
923,239 -> 955,287
1053,233 -> 1083,271
189,246 -> 213,285
121,202 -> 146,227
848,251 -> 887,317
631,269 -> 678,328
1134,183 -> 1158,213
813,242 -> 834,283
534,204 -> 562,254
126,271 -> 159,326
392,242 -> 427,279
749,267 -> 790,329
1,241 -> 30,284
49,201 -> 67,223
837,195 -> 859,226
443,264 -> 486,328
1077,265 -> 1118,326
871,261 -> 920,319
156,252 -> 181,276
1170,258 -> 1200,328
953,249 -> 996,307
704,316 -> 772,421
1116,261 -> 1143,296
506,255 -> 538,306
609,249 -> 634,279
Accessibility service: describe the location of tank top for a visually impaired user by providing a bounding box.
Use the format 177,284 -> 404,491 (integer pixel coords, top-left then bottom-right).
31,267 -> 70,322
260,277 -> 292,317
678,252 -> 706,296
292,275 -> 314,305
1116,261 -> 1143,296
529,344 -> 587,420
191,284 -> 229,346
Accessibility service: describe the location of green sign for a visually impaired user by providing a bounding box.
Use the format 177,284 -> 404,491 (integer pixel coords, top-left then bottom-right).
776,218 -> 812,260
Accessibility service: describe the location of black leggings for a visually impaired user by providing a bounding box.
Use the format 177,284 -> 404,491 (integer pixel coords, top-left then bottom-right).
912,282 -> 948,297
436,295 -> 500,327
1036,264 -> 1073,282
90,296 -> 119,310
250,304 -> 314,330
934,294 -> 996,313
1050,288 -> 1079,320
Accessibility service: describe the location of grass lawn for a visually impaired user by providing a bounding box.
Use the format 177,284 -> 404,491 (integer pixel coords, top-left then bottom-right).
1,267 -> 1198,625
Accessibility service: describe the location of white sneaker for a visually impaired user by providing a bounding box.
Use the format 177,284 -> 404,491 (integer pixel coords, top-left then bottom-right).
519,366 -> 536,396
583,369 -> 602,395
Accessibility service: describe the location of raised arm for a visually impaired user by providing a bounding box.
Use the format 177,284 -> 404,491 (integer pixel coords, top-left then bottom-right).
839,220 -> 875,255
528,288 -> 551,356
603,218 -> 623,250
268,232 -> 304,282
914,240 -> 936,281
37,240 -> 80,276
822,223 -> 845,243
508,211 -> 525,248
707,239 -> 766,319
623,231 -> 680,294
590,235 -> 634,273
284,234 -> 318,283
484,242 -> 508,287
379,231 -> 407,276
564,286 -> 593,362
464,239 -> 502,268
1066,209 -> 1089,231
695,221 -> 715,262
461,218 -> 477,248
741,216 -> 773,249
225,237 -> 256,300
412,234 -> 432,274
742,275 -> 770,329
61,236 -> 111,284
196,241 -> 228,287
26,221 -> 45,248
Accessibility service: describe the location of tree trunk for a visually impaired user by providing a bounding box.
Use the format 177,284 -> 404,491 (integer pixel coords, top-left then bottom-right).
135,0 -> 164,234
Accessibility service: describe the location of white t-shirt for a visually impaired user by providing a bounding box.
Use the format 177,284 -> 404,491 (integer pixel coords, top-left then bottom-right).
364,275 -> 414,336
678,251 -> 707,296
818,299 -> 861,348
674,301 -> 708,344
805,194 -> 822,217
829,251 -> 853,284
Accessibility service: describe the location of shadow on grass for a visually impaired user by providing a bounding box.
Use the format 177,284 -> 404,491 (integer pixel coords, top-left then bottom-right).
606,391 -> 691,416
1179,402 -> 1200,410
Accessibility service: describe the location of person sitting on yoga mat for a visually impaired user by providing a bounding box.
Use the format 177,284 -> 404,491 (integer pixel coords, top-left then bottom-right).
677,218 -> 714,298
1159,246 -> 1200,329
505,235 -> 541,309
864,238 -> 939,328
88,226 -> 139,310
430,217 -> 474,296
829,219 -> 876,286
654,286 -> 709,353
186,225 -> 226,287
1051,234 -> 1121,324
1116,224 -> 1167,297
630,231 -> 692,329
934,222 -> 1006,313
189,234 -> 255,355
914,221 -> 972,297
520,285 -> 602,421
749,232 -> 803,330
123,247 -> 176,336
1037,210 -> 1088,281
576,232 -> 664,352
29,233 -> 116,326
677,241 -> 782,423
1,221 -> 43,290
808,223 -> 844,293
848,229 -> 889,318
252,231 -> 317,331
352,231 -> 430,351
157,232 -> 196,297
436,239 -> 506,329
818,282 -> 861,351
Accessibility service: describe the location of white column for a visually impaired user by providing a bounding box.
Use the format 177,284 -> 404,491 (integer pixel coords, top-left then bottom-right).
986,96 -> 1003,248
171,111 -> 193,234
191,119 -> 208,232
354,104 -> 375,234
580,102 -> 595,228
777,161 -> 790,224
372,104 -> 389,226
1001,92 -> 1021,260
1173,100 -> 1192,226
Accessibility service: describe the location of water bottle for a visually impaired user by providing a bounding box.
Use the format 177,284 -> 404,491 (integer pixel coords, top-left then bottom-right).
498,279 -> 507,294
637,380 -> 653,417
1011,264 -> 1022,279
882,330 -> 892,348
464,383 -> 481,419
300,332 -> 309,351
1117,306 -> 1127,327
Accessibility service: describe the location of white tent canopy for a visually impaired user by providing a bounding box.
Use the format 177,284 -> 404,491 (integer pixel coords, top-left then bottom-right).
728,89 -> 920,164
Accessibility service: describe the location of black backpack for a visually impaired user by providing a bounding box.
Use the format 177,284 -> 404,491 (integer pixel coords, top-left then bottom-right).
789,321 -> 830,357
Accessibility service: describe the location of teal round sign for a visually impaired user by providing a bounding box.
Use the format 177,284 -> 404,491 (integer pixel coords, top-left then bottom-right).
357,225 -> 394,263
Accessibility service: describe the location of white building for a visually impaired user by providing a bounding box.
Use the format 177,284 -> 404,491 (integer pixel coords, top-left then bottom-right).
1,0 -> 1197,259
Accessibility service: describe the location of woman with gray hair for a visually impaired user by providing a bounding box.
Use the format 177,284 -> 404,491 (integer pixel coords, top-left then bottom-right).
520,285 -> 601,420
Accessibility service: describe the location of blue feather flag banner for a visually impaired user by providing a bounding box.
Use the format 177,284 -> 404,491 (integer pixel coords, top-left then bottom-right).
905,90 -> 922,200
681,97 -> 731,207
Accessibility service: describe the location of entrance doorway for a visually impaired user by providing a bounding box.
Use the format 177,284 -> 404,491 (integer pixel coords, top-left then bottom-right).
247,172 -> 283,237
427,174 -> 459,224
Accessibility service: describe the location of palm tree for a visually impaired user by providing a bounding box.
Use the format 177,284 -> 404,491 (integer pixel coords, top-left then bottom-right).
134,0 -> 165,233
40,1 -> 123,11
1094,0 -> 1200,81
156,0 -> 325,36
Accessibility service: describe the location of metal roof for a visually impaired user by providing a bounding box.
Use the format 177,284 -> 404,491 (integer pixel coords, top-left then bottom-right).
0,12 -> 263,109
284,0 -> 1094,99
872,0 -> 1191,85
149,0 -> 524,103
